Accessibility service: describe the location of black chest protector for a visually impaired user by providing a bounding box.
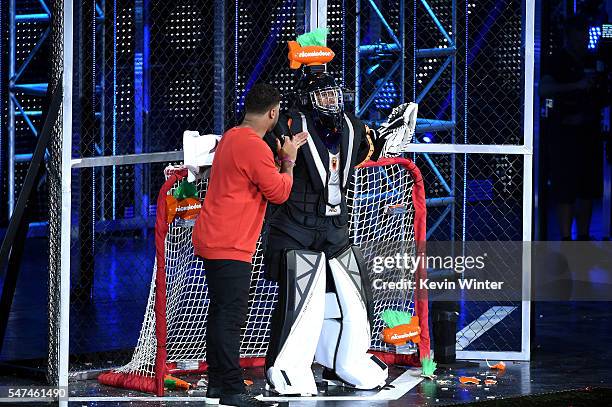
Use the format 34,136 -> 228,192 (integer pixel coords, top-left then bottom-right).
269,109 -> 365,222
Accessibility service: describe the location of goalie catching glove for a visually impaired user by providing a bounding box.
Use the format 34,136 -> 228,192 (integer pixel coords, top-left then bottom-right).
367,102 -> 418,160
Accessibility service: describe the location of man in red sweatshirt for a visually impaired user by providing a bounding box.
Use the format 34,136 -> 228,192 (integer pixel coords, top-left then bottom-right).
193,83 -> 308,407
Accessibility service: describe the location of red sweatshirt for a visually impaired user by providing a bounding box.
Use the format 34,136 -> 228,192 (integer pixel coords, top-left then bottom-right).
193,127 -> 292,262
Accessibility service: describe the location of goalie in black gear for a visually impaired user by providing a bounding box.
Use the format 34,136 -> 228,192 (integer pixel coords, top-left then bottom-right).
262,31 -> 418,395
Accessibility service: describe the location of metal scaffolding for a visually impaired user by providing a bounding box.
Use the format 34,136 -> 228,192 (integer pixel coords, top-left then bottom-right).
355,0 -> 533,361
8,0 -> 51,216
35,1 -> 532,392
355,0 -> 457,240
7,0 -> 105,229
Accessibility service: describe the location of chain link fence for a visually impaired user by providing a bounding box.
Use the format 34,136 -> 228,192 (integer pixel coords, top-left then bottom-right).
46,0 -> 65,387
458,0 -> 526,357
43,0 -> 532,386
3,0 -> 52,225
66,0 -> 220,375
410,0 -> 528,357
62,0 -> 330,377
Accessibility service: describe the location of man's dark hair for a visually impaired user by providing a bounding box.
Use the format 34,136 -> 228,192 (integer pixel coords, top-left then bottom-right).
244,83 -> 281,115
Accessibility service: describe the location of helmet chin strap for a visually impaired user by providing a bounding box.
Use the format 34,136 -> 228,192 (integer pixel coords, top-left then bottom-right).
312,108 -> 343,133
293,67 -> 345,134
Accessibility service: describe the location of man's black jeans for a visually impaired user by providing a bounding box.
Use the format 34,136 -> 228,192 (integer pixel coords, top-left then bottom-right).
202,258 -> 252,395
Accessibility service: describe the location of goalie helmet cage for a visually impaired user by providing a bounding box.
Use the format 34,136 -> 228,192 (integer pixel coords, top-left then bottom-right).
97,157 -> 429,395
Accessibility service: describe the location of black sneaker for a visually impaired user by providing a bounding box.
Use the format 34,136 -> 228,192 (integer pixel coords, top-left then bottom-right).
205,386 -> 222,404
219,393 -> 278,407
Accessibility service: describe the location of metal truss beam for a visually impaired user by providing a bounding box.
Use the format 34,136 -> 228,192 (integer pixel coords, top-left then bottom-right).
412,0 -> 457,240
355,0 -> 405,117
355,0 -> 456,240
8,0 -> 51,216
357,60 -> 401,117
368,0 -> 401,46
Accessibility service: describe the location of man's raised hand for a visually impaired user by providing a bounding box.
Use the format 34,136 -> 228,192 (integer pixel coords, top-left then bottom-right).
276,131 -> 309,162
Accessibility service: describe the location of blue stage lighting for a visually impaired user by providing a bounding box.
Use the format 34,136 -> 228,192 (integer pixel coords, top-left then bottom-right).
374,80 -> 398,110
588,26 -> 602,50
366,63 -> 380,75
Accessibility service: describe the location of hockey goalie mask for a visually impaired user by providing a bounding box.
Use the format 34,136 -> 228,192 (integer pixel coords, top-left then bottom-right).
289,28 -> 344,131
310,86 -> 343,116
297,72 -> 345,131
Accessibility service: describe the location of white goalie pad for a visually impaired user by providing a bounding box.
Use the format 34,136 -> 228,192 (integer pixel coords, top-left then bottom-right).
315,247 -> 388,390
376,102 -> 418,158
182,131 -> 221,181
266,251 -> 326,396
324,292 -> 341,319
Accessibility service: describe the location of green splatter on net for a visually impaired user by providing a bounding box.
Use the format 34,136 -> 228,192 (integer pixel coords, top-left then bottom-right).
173,180 -> 198,200
380,309 -> 412,328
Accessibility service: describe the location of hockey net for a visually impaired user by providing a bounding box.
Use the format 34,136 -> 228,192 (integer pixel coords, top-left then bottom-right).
98,157 -> 428,395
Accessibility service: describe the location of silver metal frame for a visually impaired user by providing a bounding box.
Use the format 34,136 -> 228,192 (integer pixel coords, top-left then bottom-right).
59,1 -> 74,406
71,151 -> 184,168
355,0 -> 458,242
454,0 -> 534,362
404,141 -> 533,362
53,0 -> 534,399
354,0 -> 533,362
521,0 -> 535,361
306,0 -> 327,30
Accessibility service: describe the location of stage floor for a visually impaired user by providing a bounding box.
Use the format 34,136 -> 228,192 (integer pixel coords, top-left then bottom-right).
65,361 -> 526,406
0,301 -> 610,406
1,226 -> 611,405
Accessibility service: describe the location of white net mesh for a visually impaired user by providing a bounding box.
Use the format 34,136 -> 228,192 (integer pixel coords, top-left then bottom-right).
109,160 -> 420,385
349,162 -> 417,353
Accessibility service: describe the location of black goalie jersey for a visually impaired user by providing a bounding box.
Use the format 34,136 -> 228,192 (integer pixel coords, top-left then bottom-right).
264,108 -> 377,224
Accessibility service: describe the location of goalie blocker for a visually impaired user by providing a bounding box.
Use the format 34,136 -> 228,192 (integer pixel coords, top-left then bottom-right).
265,247 -> 388,395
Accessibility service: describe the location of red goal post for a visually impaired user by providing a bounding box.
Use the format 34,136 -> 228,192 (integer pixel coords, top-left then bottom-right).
98,157 -> 428,395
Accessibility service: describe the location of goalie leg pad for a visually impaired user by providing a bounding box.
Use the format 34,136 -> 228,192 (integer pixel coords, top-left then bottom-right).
315,246 -> 388,390
265,250 -> 326,395
314,293 -> 341,369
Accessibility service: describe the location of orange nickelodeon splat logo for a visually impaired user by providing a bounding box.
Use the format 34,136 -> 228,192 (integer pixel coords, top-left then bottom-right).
288,41 -> 335,69
166,195 -> 202,224
380,316 -> 421,346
